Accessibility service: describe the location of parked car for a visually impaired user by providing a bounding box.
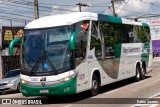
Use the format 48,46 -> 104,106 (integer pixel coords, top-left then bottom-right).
0,69 -> 20,94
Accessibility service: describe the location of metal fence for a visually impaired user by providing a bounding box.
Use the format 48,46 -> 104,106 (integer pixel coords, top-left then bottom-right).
1,55 -> 20,78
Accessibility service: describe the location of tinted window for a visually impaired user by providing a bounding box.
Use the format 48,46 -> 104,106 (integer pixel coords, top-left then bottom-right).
75,21 -> 89,67
4,70 -> 20,78
90,21 -> 102,59
100,22 -> 121,45
122,25 -> 151,43
100,22 -> 122,58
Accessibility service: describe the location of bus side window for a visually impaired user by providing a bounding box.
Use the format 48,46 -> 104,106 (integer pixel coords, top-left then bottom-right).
90,21 -> 102,59
75,32 -> 87,67
75,21 -> 89,67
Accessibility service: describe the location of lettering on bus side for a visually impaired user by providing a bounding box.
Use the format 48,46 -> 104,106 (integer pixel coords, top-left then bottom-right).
123,47 -> 141,53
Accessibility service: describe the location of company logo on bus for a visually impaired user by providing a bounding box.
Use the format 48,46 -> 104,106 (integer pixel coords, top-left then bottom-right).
41,82 -> 45,87
40,77 -> 47,81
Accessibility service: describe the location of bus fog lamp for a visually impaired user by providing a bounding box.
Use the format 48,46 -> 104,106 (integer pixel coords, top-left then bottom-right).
64,86 -> 70,92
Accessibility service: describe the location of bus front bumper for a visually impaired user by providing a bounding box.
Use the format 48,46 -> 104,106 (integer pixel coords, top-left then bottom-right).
21,77 -> 76,97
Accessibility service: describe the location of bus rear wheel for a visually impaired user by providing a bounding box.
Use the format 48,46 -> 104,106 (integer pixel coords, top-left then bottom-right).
141,65 -> 146,80
135,65 -> 141,82
90,74 -> 99,96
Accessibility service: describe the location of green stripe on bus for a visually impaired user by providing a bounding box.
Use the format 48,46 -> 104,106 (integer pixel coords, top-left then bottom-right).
9,36 -> 22,56
70,30 -> 83,50
142,23 -> 149,26
98,14 -> 122,24
21,77 -> 77,97
141,42 -> 150,65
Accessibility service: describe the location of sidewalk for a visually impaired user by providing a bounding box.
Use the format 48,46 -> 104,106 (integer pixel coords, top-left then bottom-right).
131,58 -> 160,107
153,57 -> 160,62
152,57 -> 160,69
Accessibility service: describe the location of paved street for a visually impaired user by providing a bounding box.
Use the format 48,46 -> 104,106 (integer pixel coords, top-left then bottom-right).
0,58 -> 160,107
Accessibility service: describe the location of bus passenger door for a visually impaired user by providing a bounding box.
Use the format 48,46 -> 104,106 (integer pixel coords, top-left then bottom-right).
75,30 -> 89,92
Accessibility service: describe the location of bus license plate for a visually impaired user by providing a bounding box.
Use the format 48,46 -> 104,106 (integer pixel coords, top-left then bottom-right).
40,89 -> 49,93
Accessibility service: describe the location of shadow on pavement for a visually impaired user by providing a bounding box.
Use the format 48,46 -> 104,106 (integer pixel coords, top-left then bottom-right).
28,76 -> 152,104
99,76 -> 151,95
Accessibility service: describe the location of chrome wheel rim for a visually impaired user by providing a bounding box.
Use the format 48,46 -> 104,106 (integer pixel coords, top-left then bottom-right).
92,80 -> 98,91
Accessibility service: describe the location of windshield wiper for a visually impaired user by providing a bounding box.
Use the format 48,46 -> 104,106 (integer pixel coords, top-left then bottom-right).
30,50 -> 57,75
42,50 -> 57,73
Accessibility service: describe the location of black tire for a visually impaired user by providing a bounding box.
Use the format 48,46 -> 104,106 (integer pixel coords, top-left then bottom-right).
17,83 -> 21,92
46,96 -> 55,99
135,65 -> 141,82
141,65 -> 146,80
90,74 -> 99,96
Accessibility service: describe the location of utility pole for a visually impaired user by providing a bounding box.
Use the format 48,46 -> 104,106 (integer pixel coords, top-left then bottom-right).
111,0 -> 125,16
34,0 -> 39,19
76,2 -> 89,12
9,19 -> 12,27
25,21 -> 27,26
111,0 -> 116,16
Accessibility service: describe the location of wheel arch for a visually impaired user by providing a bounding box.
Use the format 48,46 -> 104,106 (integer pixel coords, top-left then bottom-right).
89,69 -> 101,89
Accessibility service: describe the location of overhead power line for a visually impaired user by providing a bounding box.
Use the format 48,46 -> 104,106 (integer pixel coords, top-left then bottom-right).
0,15 -> 31,22
111,0 -> 125,16
0,10 -> 34,18
76,2 -> 89,12
134,0 -> 160,7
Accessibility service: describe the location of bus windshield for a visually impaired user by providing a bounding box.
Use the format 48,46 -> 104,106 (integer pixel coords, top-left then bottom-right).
22,26 -> 74,75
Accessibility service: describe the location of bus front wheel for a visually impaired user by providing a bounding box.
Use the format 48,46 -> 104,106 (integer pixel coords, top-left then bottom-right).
17,83 -> 21,92
90,74 -> 99,96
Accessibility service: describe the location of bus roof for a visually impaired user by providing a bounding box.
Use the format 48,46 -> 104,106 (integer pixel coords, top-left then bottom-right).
25,12 -> 149,29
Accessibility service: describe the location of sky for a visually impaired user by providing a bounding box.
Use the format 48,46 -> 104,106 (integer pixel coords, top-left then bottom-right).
0,0 -> 160,26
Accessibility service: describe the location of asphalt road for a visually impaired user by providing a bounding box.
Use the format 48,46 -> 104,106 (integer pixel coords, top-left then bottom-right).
1,59 -> 160,107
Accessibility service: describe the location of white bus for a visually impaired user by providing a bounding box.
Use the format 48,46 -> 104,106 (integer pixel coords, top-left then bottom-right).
20,12 -> 152,97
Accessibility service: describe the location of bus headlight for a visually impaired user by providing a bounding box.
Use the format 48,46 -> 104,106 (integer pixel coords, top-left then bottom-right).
64,77 -> 70,81
60,74 -> 77,82
60,77 -> 71,82
21,79 -> 28,84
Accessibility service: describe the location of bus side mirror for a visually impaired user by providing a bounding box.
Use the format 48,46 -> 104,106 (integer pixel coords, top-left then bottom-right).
69,30 -> 83,50
9,37 -> 22,56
